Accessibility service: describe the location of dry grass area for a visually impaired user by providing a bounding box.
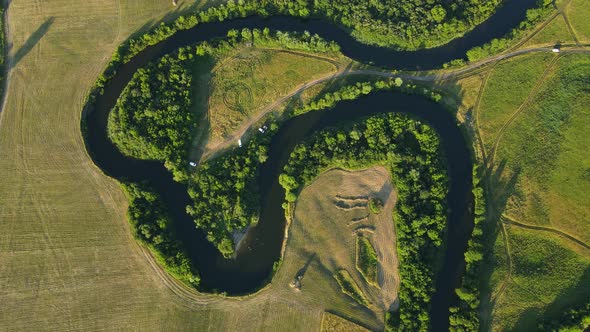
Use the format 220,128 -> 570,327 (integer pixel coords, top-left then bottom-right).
321,312 -> 369,332
205,48 -> 339,147
0,0 -> 226,330
0,0 -> 393,329
281,167 -> 400,329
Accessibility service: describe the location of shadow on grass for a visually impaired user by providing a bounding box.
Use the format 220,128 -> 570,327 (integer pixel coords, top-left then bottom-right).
10,17 -> 54,67
479,159 -> 521,330
511,265 -> 590,331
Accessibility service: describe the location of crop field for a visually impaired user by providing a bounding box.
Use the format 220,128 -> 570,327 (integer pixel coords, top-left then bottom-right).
204,48 -> 341,151
320,312 -> 369,332
285,167 -> 400,329
0,0 -> 230,330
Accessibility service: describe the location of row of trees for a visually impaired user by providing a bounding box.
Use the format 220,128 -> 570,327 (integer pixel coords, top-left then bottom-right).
279,113 -> 449,330
90,0 -> 514,93
186,125 -> 276,258
449,166 -> 486,331
291,78 -> 443,117
122,182 -> 199,286
466,0 -> 553,61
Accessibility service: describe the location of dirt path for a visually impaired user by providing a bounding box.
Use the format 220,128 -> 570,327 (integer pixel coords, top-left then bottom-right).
488,54 -> 561,166
473,63 -> 497,164
197,47 -> 590,163
502,215 -> 590,251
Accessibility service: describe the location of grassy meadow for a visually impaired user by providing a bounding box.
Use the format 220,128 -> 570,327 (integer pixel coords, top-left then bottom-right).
476,52 -> 554,152
207,48 -> 339,144
474,51 -> 590,330
566,0 -> 590,43
489,228 -> 590,330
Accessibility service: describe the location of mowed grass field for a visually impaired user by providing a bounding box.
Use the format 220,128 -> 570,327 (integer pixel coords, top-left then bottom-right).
0,0 -> 234,329
283,167 -> 400,330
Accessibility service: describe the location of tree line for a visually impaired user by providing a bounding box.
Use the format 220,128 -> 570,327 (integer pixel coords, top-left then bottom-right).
449,166 -> 486,331
122,182 -> 200,286
279,113 -> 449,330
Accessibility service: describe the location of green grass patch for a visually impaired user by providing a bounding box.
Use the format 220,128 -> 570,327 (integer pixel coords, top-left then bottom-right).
567,0 -> 590,43
367,197 -> 383,215
478,53 -> 554,151
355,235 -> 379,286
333,269 -> 370,306
497,54 -> 590,240
523,15 -> 573,47
491,229 -> 590,331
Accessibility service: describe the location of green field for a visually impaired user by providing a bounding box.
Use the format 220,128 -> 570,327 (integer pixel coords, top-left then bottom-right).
566,0 -> 590,43
477,52 -> 554,152
489,228 -> 590,330
476,52 -> 590,330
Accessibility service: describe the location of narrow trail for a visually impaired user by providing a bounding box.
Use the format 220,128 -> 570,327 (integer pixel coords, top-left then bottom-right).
488,54 -> 561,166
502,215 -> 590,251
473,63 -> 497,165
561,13 -> 581,46
491,217 -> 513,304
199,47 -> 590,162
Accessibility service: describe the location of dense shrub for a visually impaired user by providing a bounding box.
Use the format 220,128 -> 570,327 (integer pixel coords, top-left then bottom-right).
122,182 -> 199,286
109,54 -> 195,180
539,301 -> 590,332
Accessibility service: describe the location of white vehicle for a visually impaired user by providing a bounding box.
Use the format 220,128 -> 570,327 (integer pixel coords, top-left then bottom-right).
238,139 -> 242,147
258,127 -> 265,133
552,48 -> 560,53
189,161 -> 197,167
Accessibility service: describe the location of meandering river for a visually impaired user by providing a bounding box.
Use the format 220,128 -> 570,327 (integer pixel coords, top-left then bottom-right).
84,1 -> 536,329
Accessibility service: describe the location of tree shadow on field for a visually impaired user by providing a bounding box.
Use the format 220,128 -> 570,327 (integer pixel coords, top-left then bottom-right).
479,159 -> 521,330
512,266 -> 590,331
295,252 -> 316,282
10,17 -> 54,67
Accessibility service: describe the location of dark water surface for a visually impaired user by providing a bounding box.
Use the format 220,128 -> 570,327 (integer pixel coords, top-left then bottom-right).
84,1 -> 537,329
